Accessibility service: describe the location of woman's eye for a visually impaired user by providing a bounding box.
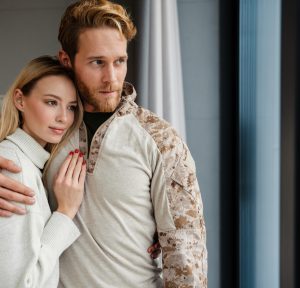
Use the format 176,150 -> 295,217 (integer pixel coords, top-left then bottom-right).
46,100 -> 57,106
68,105 -> 77,112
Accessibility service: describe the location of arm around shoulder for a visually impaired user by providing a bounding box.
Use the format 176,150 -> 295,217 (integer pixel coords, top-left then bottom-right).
0,151 -> 35,215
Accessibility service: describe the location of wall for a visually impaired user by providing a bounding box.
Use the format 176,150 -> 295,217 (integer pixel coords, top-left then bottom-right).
0,0 -> 73,94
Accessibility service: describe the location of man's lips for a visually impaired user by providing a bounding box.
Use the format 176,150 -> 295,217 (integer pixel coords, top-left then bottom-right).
99,90 -> 118,96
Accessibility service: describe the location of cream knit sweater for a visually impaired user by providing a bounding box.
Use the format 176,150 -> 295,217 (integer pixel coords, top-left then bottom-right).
0,128 -> 80,288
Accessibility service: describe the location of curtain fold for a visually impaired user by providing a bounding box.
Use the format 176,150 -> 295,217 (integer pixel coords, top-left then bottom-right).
137,0 -> 186,140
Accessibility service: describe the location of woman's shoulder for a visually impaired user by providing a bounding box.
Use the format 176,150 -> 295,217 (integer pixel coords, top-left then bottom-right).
0,139 -> 48,212
0,139 -> 39,183
0,140 -> 22,165
0,140 -> 24,181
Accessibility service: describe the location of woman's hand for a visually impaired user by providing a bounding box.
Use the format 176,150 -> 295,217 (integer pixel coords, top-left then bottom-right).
54,149 -> 86,219
147,231 -> 161,259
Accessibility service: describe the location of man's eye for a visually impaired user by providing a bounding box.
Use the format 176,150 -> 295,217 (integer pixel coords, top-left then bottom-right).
92,60 -> 103,65
116,58 -> 126,65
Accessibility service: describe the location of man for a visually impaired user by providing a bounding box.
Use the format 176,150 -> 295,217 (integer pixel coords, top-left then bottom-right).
0,0 -> 207,287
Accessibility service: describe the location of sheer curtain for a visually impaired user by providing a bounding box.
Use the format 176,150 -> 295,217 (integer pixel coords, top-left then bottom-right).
136,0 -> 186,140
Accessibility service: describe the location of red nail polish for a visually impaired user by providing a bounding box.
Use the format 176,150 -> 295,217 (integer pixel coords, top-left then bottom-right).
69,151 -> 74,155
75,149 -> 79,153
79,152 -> 83,157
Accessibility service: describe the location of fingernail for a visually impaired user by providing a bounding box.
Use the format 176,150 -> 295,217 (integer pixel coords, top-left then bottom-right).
75,149 -> 79,153
28,190 -> 35,196
79,152 -> 83,157
19,208 -> 27,214
29,198 -> 35,204
69,151 -> 74,155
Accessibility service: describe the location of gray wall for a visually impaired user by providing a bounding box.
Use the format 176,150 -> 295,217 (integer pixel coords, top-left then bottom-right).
178,1 -> 220,287
0,0 -> 73,94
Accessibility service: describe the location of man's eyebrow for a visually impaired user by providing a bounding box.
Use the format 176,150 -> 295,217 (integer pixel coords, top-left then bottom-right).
87,55 -> 128,60
87,56 -> 105,60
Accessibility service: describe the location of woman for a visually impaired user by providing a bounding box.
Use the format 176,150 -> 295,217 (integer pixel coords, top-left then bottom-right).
0,56 -> 86,287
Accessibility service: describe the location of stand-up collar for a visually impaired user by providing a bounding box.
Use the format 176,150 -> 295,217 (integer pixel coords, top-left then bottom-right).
121,82 -> 137,102
6,128 -> 50,169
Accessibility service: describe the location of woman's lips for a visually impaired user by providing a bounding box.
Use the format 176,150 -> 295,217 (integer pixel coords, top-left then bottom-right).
49,127 -> 65,135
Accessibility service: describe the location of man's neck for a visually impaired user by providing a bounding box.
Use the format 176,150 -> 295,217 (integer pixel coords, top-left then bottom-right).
83,111 -> 114,147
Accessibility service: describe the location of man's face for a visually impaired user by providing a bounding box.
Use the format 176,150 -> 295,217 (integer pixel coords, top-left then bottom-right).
72,27 -> 128,112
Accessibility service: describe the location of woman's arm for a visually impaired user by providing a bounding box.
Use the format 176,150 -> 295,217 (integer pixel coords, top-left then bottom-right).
0,150 -> 86,287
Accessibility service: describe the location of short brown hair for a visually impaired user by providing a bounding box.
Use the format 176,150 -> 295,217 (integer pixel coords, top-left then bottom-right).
58,0 -> 137,61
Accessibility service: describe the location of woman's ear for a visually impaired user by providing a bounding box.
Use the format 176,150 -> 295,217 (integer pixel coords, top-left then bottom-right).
58,49 -> 72,68
13,89 -> 25,111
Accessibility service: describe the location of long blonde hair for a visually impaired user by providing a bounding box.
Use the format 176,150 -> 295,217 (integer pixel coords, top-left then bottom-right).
0,55 -> 83,177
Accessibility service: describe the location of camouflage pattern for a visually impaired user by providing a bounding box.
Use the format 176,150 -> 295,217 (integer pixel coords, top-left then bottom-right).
79,83 -> 137,174
79,82 -> 208,287
132,107 -> 207,287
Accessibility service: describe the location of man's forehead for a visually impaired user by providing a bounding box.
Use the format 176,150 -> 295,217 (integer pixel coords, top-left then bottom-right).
78,27 -> 126,43
76,27 -> 127,56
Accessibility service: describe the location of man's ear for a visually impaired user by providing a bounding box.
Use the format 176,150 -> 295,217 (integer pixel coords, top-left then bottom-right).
58,50 -> 72,68
13,89 -> 25,112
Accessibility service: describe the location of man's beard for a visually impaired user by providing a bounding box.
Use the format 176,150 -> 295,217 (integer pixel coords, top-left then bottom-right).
76,77 -> 122,112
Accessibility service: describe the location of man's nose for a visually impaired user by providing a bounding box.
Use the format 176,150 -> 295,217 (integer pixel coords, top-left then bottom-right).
102,64 -> 117,83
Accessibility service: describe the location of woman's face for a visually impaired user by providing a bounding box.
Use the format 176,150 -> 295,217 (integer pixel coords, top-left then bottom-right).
15,75 -> 77,147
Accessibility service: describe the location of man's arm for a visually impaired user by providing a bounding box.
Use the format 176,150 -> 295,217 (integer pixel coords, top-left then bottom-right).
0,156 -> 35,216
152,140 -> 207,287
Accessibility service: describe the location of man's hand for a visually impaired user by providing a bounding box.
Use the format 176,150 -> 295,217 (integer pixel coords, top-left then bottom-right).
0,156 -> 35,217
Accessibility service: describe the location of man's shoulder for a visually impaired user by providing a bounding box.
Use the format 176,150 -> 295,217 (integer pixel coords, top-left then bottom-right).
129,105 -> 185,160
132,106 -> 179,137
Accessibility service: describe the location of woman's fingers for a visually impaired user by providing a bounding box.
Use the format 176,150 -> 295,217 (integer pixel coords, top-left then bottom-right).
55,149 -> 86,184
147,241 -> 160,253
65,150 -> 80,180
150,249 -> 162,259
78,161 -> 86,186
56,151 -> 74,180
72,153 -> 84,181
54,149 -> 86,220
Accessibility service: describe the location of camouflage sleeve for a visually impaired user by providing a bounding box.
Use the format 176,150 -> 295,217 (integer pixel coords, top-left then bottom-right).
158,142 -> 207,288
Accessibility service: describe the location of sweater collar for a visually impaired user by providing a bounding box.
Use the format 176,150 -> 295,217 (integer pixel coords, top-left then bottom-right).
6,128 -> 50,169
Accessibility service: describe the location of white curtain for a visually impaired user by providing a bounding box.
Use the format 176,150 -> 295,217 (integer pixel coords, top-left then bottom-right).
137,0 -> 186,140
